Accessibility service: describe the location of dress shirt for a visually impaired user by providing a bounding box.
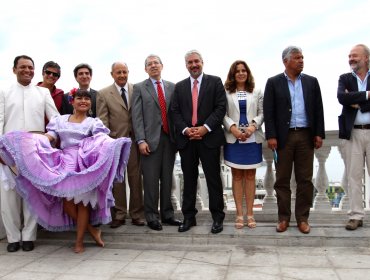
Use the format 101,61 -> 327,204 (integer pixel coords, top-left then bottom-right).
284,72 -> 308,128
115,83 -> 129,104
183,73 -> 211,133
353,71 -> 370,125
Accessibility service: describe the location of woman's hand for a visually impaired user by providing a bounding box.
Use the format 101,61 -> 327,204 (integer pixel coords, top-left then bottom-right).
230,125 -> 247,142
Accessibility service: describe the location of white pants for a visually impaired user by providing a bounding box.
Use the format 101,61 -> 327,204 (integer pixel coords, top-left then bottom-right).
344,129 -> 370,220
1,186 -> 37,243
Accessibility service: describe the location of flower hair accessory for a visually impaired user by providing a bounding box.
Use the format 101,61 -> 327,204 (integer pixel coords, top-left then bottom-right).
68,88 -> 78,104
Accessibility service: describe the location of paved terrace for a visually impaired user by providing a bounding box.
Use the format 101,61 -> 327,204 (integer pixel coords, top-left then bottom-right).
0,211 -> 369,280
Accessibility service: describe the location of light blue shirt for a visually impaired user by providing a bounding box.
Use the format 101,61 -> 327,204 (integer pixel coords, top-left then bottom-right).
353,70 -> 370,125
284,72 -> 308,128
150,78 -> 165,97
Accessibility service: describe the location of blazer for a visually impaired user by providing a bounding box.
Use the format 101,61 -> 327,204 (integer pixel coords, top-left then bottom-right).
131,78 -> 175,152
97,83 -> 134,139
337,72 -> 370,140
61,88 -> 97,117
263,73 -> 325,149
171,74 -> 226,149
223,88 -> 265,144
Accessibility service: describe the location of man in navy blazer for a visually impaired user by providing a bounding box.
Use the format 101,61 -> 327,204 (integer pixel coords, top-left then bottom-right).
337,44 -> 370,230
263,46 -> 325,234
171,50 -> 226,234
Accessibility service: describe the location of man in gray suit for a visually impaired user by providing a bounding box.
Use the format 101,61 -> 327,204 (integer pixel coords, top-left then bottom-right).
132,54 -> 181,231
97,62 -> 145,228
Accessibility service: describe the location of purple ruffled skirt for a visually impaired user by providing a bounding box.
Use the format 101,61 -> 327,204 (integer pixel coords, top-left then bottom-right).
0,131 -> 131,231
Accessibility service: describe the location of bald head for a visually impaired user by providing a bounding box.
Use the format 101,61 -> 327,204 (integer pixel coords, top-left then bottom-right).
111,62 -> 129,87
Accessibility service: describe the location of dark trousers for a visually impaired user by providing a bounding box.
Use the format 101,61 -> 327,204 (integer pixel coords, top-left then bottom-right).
275,129 -> 314,223
141,131 -> 176,222
179,140 -> 225,222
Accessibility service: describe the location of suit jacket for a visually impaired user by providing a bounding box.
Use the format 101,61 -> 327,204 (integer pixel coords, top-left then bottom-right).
61,88 -> 97,117
337,72 -> 370,140
223,88 -> 265,144
97,83 -> 134,139
263,73 -> 325,149
131,78 -> 175,151
171,74 -> 226,149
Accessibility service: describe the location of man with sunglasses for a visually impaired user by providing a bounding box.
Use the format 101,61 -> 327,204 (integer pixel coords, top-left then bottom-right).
37,61 -> 64,114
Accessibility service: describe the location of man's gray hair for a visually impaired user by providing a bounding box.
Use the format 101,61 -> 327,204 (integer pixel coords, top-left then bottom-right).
185,50 -> 203,62
282,46 -> 302,61
355,44 -> 370,68
145,54 -> 162,66
111,62 -> 128,71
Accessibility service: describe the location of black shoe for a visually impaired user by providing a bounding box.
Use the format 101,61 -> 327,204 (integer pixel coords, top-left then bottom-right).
7,242 -> 20,253
147,220 -> 163,231
162,218 -> 182,226
211,221 -> 223,234
22,241 -> 34,252
178,218 -> 196,232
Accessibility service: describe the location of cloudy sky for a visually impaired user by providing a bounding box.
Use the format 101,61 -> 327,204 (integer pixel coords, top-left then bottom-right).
0,0 -> 368,133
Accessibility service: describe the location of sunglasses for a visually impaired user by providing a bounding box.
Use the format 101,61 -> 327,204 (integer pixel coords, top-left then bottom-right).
44,70 -> 60,78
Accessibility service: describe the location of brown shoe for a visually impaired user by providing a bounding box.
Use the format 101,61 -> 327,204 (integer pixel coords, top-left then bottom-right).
345,219 -> 363,230
131,218 -> 145,226
276,220 -> 289,232
110,219 -> 125,228
297,221 -> 310,234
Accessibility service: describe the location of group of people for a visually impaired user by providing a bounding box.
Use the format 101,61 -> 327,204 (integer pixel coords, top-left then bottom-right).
0,43 -> 368,254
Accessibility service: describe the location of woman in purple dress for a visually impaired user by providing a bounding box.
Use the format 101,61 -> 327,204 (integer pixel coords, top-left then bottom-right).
0,89 -> 131,253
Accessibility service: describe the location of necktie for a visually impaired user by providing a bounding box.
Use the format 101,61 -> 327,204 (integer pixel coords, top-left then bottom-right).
121,87 -> 128,108
156,81 -> 169,134
192,79 -> 198,126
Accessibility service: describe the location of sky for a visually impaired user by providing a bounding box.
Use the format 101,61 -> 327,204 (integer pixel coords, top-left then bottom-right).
0,0 -> 368,181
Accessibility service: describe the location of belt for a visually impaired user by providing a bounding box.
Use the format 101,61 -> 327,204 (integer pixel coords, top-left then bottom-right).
289,127 -> 309,131
354,124 -> 370,129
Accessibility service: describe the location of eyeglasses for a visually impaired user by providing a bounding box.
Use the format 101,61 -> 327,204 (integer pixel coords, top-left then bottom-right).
44,70 -> 60,78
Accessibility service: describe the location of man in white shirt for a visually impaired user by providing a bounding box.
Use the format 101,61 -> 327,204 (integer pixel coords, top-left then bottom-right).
0,55 -> 59,252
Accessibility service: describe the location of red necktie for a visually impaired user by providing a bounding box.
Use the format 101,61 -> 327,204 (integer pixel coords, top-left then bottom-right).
156,81 -> 169,134
192,79 -> 198,126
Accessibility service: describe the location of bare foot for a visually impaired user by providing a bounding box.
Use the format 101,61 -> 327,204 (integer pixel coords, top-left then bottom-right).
74,242 -> 85,253
91,228 -> 104,247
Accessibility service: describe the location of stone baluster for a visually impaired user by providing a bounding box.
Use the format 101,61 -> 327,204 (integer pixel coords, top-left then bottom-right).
337,144 -> 350,210
171,172 -> 181,210
313,146 -> 332,211
262,147 -> 277,212
290,164 -> 297,213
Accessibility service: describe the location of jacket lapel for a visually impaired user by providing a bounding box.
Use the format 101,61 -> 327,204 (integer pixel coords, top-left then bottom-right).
279,74 -> 292,107
110,84 -> 126,109
197,74 -> 207,109
145,79 -> 160,108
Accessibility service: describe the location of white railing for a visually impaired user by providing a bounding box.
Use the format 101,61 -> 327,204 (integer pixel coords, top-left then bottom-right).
171,130 -> 358,222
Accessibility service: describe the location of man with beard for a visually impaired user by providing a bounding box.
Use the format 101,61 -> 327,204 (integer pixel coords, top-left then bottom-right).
171,50 -> 226,234
263,46 -> 325,234
337,44 -> 370,230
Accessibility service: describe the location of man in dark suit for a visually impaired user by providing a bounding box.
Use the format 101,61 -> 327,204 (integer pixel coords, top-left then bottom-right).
263,46 -> 325,234
97,62 -> 145,228
337,44 -> 370,230
131,54 -> 181,231
61,63 -> 97,117
171,50 -> 226,234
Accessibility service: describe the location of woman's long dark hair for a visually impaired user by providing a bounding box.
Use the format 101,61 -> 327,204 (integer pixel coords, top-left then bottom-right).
224,60 -> 255,93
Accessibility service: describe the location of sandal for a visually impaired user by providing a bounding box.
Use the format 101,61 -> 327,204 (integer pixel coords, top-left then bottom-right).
246,216 -> 257,228
235,216 -> 244,229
